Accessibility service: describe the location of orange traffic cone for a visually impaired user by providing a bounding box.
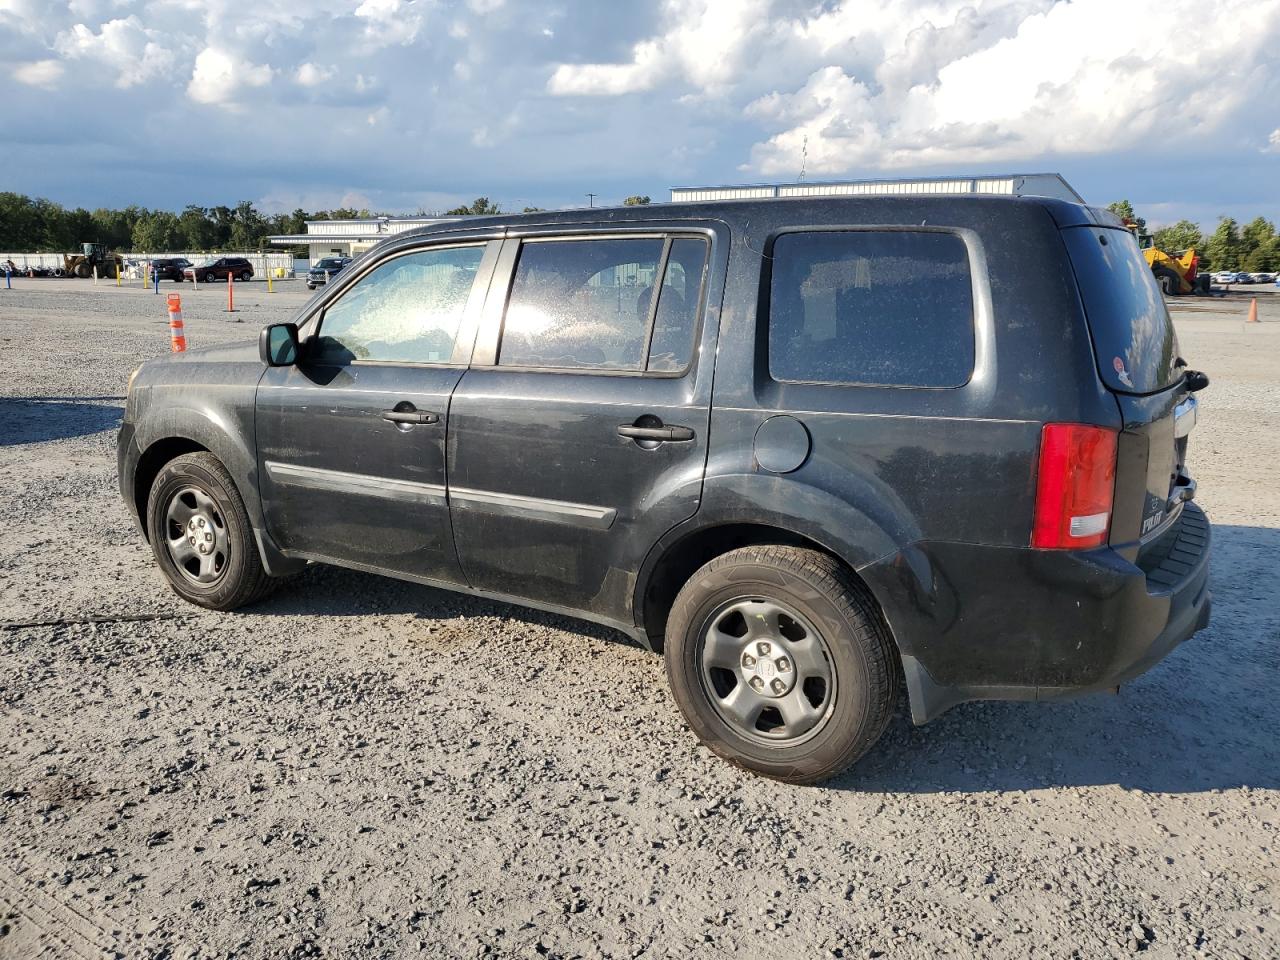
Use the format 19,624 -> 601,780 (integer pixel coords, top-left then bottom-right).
1246,298 -> 1259,323
168,293 -> 187,352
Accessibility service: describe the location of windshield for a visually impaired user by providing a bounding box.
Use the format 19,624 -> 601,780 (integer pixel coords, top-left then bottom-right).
1062,226 -> 1179,395
316,259 -> 346,270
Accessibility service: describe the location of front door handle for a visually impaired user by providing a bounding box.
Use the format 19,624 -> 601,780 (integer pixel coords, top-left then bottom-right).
382,409 -> 439,425
618,423 -> 695,442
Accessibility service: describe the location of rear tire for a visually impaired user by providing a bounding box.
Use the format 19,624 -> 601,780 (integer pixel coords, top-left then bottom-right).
664,545 -> 898,784
145,452 -> 276,611
239,270 -> 252,282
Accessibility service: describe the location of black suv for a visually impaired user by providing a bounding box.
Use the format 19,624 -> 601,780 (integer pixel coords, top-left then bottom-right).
184,257 -> 254,283
307,256 -> 353,290
150,257 -> 192,282
118,197 -> 1211,783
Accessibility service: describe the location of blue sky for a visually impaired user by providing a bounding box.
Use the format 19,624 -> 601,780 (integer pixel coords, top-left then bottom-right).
2,0 -> 1278,228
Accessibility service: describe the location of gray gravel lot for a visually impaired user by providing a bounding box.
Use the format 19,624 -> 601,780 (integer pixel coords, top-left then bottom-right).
1,279 -> 1277,960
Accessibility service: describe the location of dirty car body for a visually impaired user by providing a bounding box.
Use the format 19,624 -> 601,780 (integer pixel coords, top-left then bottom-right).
118,195 -> 1211,782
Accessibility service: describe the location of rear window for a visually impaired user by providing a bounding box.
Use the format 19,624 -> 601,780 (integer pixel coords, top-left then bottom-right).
768,230 -> 974,388
1061,226 -> 1179,394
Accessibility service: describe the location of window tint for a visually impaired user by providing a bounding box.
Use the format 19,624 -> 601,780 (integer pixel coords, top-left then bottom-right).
313,245 -> 483,364
500,238 -> 665,370
1060,227 -> 1178,394
769,231 -> 974,388
646,238 -> 708,373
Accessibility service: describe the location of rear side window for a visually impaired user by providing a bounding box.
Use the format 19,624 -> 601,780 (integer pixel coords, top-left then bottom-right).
1061,226 -> 1179,394
499,236 -> 707,372
769,231 -> 974,388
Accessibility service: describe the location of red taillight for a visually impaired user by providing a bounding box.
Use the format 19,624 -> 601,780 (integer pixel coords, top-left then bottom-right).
1031,423 -> 1118,549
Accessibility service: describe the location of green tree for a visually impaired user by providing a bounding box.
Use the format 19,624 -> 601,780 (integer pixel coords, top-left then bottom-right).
228,200 -> 267,250
91,207 -> 135,250
622,195 -> 651,206
1151,220 -> 1203,254
0,193 -> 41,249
446,197 -> 500,216
1107,200 -> 1145,232
131,211 -> 182,251
177,205 -> 216,250
1205,218 -> 1243,271
1239,217 -> 1276,270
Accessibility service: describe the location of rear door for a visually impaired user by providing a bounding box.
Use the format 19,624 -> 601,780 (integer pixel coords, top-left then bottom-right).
255,237 -> 499,583
446,224 -> 725,622
1060,225 -> 1198,551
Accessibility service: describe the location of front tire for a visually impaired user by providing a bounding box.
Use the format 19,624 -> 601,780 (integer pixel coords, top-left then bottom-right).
664,545 -> 898,784
145,452 -> 275,610
204,272 -> 216,283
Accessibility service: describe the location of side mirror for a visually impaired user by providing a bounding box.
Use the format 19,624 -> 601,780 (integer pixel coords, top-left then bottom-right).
260,322 -> 300,367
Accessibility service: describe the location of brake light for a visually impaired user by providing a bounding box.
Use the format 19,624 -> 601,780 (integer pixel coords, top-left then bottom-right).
1031,423 -> 1118,549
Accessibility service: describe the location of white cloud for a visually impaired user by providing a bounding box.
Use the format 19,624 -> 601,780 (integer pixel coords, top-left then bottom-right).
549,0 -> 780,96
12,59 -> 64,88
295,62 -> 336,87
54,17 -> 176,88
354,0 -> 424,47
2,0 -> 1277,228
187,47 -> 273,105
546,0 -> 1280,176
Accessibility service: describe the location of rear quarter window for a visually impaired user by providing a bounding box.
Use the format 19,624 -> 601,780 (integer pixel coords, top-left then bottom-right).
768,230 -> 975,388
1061,226 -> 1179,394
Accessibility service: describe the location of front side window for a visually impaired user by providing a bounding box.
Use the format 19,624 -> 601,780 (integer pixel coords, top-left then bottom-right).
499,236 -> 707,372
769,231 -> 975,388
312,245 -> 484,364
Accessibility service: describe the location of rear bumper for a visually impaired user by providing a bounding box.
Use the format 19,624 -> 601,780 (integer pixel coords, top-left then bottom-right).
864,502 -> 1212,723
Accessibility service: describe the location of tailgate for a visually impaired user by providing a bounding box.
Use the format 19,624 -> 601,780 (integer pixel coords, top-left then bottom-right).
1060,222 -> 1199,551
1110,387 -> 1198,549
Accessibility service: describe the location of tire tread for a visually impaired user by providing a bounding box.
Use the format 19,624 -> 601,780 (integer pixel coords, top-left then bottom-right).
665,545 -> 898,784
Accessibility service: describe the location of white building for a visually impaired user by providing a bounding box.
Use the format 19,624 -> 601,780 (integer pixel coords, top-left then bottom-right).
268,216 -> 471,264
669,173 -> 1084,204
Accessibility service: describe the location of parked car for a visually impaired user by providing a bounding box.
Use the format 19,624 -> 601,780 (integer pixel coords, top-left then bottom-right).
1248,272 -> 1275,284
118,196 -> 1211,783
150,257 -> 192,282
1212,271 -> 1238,284
184,257 -> 254,283
306,256 -> 353,290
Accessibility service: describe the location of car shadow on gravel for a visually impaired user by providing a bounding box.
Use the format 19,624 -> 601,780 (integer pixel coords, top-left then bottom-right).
0,397 -> 123,446
252,562 -> 643,649
837,522 -> 1279,797
248,523 -> 1276,796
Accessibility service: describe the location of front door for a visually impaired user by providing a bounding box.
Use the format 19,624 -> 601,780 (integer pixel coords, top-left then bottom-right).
447,228 -> 723,622
256,239 -> 497,584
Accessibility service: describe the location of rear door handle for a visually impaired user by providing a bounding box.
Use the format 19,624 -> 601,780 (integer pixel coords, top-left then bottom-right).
617,423 -> 695,442
382,409 -> 439,425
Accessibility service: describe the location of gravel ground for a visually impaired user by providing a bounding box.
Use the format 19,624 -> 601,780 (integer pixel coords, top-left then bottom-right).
0,279 -> 1276,960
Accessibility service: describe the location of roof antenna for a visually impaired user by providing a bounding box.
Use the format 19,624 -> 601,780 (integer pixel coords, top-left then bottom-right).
798,136 -> 808,181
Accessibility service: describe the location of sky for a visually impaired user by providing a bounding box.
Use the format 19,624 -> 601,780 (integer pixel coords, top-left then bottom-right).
2,0 -> 1279,228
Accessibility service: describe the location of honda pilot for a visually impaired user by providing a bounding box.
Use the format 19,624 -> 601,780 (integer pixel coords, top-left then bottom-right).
118,196 -> 1211,783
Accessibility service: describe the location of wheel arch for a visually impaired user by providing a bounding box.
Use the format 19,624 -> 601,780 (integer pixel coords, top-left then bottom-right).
635,519 -> 903,660
133,436 -> 209,539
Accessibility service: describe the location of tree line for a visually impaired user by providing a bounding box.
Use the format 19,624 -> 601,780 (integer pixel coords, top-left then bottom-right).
1107,201 -> 1278,272
0,192 -> 654,254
